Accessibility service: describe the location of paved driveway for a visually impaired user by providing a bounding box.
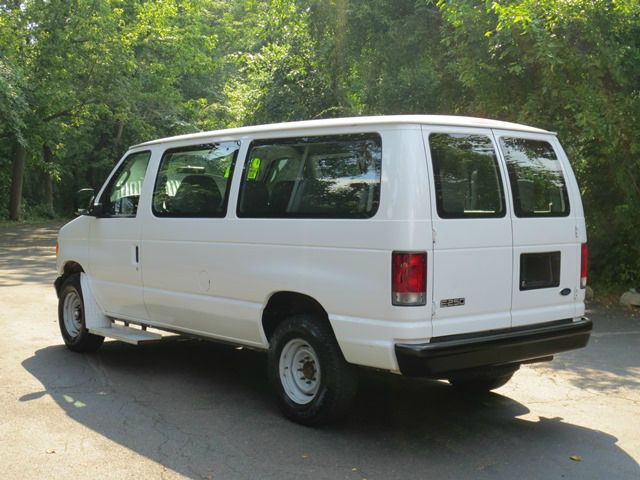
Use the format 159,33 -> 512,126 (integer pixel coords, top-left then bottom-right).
1,222 -> 639,479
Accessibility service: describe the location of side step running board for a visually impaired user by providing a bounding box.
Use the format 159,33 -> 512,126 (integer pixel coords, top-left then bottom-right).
89,324 -> 163,345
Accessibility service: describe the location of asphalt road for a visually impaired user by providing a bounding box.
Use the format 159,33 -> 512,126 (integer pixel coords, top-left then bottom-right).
1,222 -> 639,479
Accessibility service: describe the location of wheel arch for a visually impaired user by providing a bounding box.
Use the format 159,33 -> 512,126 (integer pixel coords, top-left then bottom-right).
54,261 -> 85,297
262,291 -> 337,344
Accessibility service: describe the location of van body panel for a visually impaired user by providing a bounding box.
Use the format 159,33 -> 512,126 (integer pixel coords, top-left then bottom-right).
492,129 -> 584,328
133,115 -> 550,149
137,128 -> 432,371
329,313 -> 431,371
422,126 -> 513,338
87,149 -> 156,321
551,136 -> 587,319
89,220 -> 147,320
56,216 -> 90,273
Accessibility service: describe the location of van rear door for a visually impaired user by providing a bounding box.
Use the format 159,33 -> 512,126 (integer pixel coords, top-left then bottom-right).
423,127 -> 513,337
493,130 -> 580,327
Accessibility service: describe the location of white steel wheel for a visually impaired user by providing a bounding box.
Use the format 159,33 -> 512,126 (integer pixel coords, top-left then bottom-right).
279,338 -> 322,405
62,290 -> 83,339
57,273 -> 104,353
268,314 -> 357,425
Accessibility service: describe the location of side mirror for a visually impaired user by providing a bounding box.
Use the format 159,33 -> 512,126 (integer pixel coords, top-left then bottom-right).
75,188 -> 95,216
92,202 -> 105,217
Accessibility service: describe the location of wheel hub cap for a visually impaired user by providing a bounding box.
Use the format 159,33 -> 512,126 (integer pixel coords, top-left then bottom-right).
279,339 -> 321,405
62,291 -> 83,339
302,361 -> 316,381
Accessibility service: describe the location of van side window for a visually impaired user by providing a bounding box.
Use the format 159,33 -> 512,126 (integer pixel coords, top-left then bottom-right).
152,142 -> 239,218
100,151 -> 151,217
499,138 -> 570,217
429,133 -> 505,219
237,134 -> 382,218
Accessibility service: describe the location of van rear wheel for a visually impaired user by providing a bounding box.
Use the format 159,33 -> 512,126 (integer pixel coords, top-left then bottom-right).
268,315 -> 357,426
58,274 -> 104,353
448,365 -> 518,393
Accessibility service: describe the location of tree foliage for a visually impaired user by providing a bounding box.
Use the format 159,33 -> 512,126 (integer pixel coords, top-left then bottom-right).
0,0 -> 638,286
436,0 -> 640,285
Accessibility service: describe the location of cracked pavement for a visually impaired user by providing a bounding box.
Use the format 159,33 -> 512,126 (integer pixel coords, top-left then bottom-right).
1,222 -> 639,479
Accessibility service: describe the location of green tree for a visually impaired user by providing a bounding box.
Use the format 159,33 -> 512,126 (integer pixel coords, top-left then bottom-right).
436,0 -> 640,285
208,0 -> 338,127
0,0 -> 223,219
1,0 -> 638,288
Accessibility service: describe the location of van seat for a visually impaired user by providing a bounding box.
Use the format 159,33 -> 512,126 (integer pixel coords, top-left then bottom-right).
270,181 -> 295,213
242,182 -> 270,214
171,174 -> 222,215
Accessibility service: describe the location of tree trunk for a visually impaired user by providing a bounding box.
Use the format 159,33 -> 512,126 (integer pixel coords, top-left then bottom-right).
114,120 -> 124,148
9,142 -> 26,221
334,0 -> 347,108
43,144 -> 54,216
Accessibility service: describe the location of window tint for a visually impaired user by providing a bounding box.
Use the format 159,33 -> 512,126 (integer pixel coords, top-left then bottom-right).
101,151 -> 151,217
429,133 -> 505,218
152,142 -> 239,218
499,138 -> 570,217
237,134 -> 382,218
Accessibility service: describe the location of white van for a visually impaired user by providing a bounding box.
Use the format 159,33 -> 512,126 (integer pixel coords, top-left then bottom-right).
55,115 -> 592,424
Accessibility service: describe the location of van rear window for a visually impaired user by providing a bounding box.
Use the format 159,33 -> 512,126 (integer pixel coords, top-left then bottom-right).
499,138 -> 570,217
237,134 -> 382,218
429,133 -> 506,219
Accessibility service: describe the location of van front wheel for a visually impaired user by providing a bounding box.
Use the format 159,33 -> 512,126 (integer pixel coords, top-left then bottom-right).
268,315 -> 357,426
58,274 -> 104,353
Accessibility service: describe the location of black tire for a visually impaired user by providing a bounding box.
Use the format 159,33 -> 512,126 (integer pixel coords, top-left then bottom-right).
268,314 -> 357,426
58,273 -> 104,353
448,365 -> 518,393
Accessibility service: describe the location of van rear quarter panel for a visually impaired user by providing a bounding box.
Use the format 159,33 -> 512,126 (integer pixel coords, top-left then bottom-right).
140,126 -> 433,371
552,135 -> 587,319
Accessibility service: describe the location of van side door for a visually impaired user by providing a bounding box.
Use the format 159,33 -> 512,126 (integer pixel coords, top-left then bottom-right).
89,150 -> 152,321
493,130 -> 580,327
139,141 -> 256,341
423,127 -> 513,337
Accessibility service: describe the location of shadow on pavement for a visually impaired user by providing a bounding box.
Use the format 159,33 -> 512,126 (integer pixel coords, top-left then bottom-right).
538,305 -> 640,392
22,338 -> 640,479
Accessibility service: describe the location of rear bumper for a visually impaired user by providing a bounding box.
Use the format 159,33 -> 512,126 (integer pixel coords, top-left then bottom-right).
395,318 -> 592,377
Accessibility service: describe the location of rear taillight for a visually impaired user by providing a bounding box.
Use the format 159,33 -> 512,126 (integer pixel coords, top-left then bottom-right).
392,251 -> 427,306
580,243 -> 588,289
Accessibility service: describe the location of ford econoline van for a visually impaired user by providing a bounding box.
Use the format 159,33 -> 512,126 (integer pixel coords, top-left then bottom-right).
55,116 -> 592,425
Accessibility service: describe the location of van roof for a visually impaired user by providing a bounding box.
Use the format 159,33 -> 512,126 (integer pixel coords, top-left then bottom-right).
132,115 -> 553,148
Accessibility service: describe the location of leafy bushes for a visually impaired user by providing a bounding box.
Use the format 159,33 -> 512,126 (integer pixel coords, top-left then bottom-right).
0,0 -> 638,287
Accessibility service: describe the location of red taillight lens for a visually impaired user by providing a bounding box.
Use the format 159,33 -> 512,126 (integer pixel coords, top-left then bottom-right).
392,251 -> 427,306
580,243 -> 588,289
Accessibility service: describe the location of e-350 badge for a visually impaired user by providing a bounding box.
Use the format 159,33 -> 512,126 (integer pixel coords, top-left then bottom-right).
440,298 -> 465,308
